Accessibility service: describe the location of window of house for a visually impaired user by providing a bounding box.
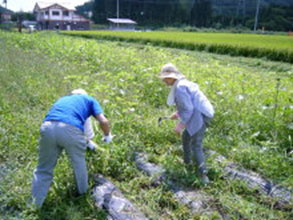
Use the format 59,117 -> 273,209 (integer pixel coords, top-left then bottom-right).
52,11 -> 60,16
63,11 -> 69,16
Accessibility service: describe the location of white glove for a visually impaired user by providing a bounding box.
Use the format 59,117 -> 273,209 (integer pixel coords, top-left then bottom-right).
103,133 -> 114,143
87,140 -> 98,151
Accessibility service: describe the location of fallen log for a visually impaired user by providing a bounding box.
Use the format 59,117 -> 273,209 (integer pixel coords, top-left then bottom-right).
134,152 -> 217,216
208,150 -> 293,208
92,174 -> 149,220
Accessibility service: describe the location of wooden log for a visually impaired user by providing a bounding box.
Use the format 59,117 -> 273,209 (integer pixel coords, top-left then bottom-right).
92,174 -> 149,220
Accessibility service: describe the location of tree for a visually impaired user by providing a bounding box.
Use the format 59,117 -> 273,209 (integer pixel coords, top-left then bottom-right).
92,0 -> 107,23
76,0 -> 94,18
190,0 -> 212,27
12,12 -> 35,22
259,5 -> 293,31
90,0 -> 293,30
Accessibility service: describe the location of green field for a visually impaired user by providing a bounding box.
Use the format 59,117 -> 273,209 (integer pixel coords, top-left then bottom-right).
0,31 -> 292,219
62,31 -> 293,63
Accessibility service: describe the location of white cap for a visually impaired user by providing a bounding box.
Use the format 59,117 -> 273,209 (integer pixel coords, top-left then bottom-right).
71,88 -> 87,95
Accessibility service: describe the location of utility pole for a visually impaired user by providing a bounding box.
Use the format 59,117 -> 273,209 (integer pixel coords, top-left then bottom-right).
117,0 -> 119,19
116,0 -> 119,28
3,0 -> 7,9
254,0 -> 261,32
17,14 -> 23,33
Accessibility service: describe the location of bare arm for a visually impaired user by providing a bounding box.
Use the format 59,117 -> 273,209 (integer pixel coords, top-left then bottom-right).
170,111 -> 179,120
95,113 -> 110,136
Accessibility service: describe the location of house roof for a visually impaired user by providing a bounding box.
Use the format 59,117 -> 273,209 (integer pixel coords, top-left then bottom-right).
107,18 -> 137,24
0,6 -> 13,14
34,1 -> 76,11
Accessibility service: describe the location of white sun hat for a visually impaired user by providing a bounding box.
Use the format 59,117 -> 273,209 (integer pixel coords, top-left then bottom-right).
159,63 -> 185,80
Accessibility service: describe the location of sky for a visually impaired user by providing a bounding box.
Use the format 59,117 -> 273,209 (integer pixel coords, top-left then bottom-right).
0,0 -> 90,12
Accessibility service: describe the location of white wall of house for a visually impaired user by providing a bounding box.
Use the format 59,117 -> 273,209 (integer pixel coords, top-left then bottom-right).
37,9 -> 74,21
1,13 -> 12,21
36,6 -> 86,22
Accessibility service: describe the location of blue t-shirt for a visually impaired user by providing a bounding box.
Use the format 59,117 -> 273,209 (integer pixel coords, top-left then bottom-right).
44,94 -> 103,131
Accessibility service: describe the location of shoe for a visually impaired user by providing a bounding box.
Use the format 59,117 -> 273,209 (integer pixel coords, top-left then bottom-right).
185,163 -> 194,171
199,174 -> 210,186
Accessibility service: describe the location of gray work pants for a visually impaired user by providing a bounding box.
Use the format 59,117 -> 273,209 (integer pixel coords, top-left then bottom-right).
182,119 -> 208,174
32,121 -> 87,207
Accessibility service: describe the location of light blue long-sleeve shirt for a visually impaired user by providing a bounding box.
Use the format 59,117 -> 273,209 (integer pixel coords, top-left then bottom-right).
175,79 -> 214,136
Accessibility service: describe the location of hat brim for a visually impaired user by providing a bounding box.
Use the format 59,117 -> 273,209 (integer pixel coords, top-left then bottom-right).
158,72 -> 184,80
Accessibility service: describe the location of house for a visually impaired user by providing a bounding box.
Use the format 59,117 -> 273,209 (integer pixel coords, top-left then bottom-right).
0,6 -> 13,23
33,2 -> 90,30
107,18 -> 137,31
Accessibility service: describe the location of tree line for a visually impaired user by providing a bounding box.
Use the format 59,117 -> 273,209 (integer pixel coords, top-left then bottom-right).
90,0 -> 213,27
75,0 -> 293,31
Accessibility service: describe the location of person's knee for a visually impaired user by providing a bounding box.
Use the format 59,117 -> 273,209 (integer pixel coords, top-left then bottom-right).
191,141 -> 202,150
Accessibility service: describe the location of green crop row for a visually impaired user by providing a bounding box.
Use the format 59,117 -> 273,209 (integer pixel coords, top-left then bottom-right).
61,31 -> 293,63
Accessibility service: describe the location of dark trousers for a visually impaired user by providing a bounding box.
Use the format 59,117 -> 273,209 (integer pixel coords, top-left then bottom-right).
182,121 -> 207,174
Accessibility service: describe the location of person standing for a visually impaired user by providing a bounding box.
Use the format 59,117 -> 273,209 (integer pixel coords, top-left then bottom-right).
159,64 -> 214,185
32,89 -> 113,207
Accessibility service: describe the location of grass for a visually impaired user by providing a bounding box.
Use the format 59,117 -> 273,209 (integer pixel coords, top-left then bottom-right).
61,30 -> 293,63
0,31 -> 292,219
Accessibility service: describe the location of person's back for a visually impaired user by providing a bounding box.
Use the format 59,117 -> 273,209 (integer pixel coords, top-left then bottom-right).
44,94 -> 103,132
175,79 -> 214,137
176,79 -> 214,119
